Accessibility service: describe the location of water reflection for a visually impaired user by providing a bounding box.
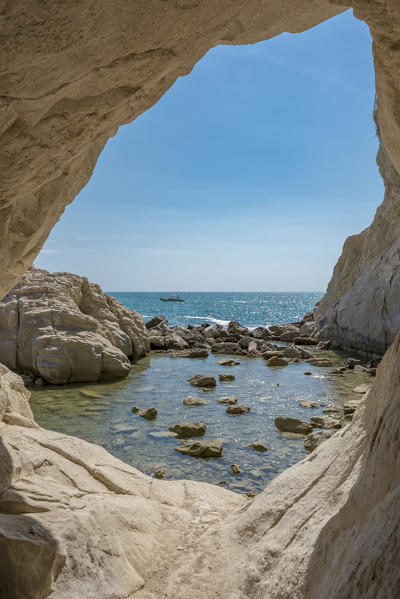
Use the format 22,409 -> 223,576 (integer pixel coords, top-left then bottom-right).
29,350 -> 371,494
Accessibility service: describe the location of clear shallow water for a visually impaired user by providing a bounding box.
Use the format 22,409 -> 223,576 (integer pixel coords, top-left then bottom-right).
30,350 -> 371,495
107,292 -> 323,328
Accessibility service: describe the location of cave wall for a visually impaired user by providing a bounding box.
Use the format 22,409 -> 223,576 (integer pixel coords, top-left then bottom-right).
317,138 -> 400,357
0,0 -> 347,299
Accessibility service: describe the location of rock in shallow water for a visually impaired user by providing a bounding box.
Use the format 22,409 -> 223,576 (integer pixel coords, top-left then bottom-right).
169,422 -> 206,437
131,406 -> 157,420
183,396 -> 208,407
218,373 -> 235,382
249,442 -> 268,452
217,396 -> 237,405
275,417 -> 313,435
266,356 -> 289,367
310,415 -> 341,430
216,359 -> 240,366
175,440 -> 223,458
226,404 -> 250,415
231,464 -> 242,474
187,374 -> 216,388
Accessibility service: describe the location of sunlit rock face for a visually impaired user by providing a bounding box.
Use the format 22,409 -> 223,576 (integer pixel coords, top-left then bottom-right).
317,139 -> 400,357
1,1 -> 400,598
0,268 -> 149,384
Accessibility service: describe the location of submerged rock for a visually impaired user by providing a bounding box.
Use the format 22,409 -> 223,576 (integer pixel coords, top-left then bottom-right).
275,417 -> 313,435
132,406 -> 157,420
266,356 -> 289,367
217,396 -> 237,405
218,373 -> 235,382
249,442 -> 268,452
183,396 -> 208,407
226,404 -> 250,415
175,440 -> 223,458
187,374 -> 216,388
153,469 -> 166,479
0,267 -> 150,384
169,422 -> 206,437
299,400 -> 318,408
216,359 -> 240,366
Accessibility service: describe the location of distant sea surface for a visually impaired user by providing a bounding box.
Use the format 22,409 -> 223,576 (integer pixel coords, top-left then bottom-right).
107,292 -> 323,328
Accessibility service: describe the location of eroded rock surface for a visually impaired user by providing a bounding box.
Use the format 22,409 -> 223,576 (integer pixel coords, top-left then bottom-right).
0,267 -> 149,384
317,140 -> 400,356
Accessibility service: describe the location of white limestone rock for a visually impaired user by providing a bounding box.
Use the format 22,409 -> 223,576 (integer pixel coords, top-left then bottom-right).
0,268 -> 149,384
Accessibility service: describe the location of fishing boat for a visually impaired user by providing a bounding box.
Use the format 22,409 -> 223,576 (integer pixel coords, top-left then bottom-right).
160,293 -> 185,302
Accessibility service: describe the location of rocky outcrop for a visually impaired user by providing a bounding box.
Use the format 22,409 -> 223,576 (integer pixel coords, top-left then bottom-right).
0,268 -> 149,384
1,324 -> 400,598
317,140 -> 400,357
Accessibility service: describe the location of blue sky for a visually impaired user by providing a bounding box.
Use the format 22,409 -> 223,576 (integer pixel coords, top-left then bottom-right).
36,9 -> 382,292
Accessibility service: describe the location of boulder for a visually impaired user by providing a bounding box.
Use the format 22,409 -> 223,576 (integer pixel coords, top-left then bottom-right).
266,356 -> 289,367
0,268 -> 150,384
165,333 -> 189,350
216,359 -> 240,366
169,422 -> 206,437
211,342 -> 241,354
183,396 -> 208,407
203,324 -> 223,338
146,315 -> 167,329
293,336 -> 318,345
175,440 -> 223,458
304,429 -> 335,452
231,464 -> 242,475
131,406 -> 157,420
218,374 -> 235,382
249,442 -> 268,452
226,404 -> 250,415
178,347 -> 209,358
187,374 -> 216,388
344,358 -> 363,369
227,321 -> 249,336
283,345 -> 303,359
299,401 -> 318,408
275,417 -> 313,435
250,327 -> 271,340
217,396 -> 237,405
310,415 -> 341,430
149,335 -> 165,349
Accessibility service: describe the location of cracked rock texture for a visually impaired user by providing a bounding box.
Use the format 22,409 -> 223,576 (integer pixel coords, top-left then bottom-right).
0,267 -> 149,384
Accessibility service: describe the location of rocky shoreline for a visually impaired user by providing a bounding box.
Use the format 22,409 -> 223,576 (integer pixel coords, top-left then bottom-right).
126,313 -> 376,462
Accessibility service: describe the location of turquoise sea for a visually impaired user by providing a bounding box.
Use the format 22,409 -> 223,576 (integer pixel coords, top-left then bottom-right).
107,291 -> 323,328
